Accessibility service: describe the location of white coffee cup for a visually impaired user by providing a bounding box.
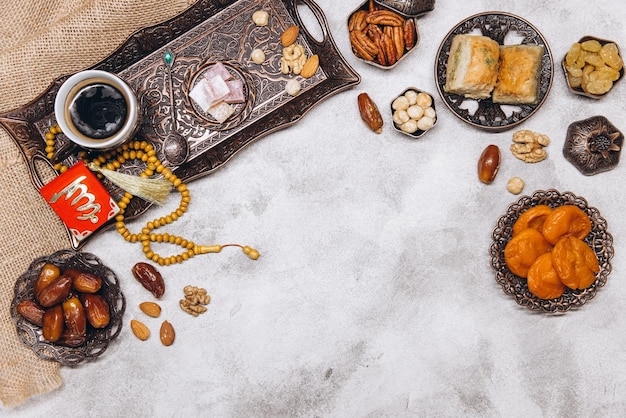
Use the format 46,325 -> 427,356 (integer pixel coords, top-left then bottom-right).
54,70 -> 139,150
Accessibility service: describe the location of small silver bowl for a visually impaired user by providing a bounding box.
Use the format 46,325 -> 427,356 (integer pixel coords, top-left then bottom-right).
562,36 -> 624,99
390,87 -> 437,139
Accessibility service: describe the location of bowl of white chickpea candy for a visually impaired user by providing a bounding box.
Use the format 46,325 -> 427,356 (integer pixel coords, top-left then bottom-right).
390,88 -> 437,139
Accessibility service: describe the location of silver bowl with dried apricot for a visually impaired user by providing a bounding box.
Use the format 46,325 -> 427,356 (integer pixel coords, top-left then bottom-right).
562,36 -> 624,98
11,249 -> 125,365
490,190 -> 614,313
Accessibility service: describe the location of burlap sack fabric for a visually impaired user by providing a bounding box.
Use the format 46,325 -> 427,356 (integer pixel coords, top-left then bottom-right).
0,0 -> 195,407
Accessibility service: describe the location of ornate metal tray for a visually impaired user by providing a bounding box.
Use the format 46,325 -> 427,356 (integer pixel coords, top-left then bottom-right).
0,0 -> 360,248
490,190 -> 614,313
11,250 -> 125,366
435,12 -> 553,132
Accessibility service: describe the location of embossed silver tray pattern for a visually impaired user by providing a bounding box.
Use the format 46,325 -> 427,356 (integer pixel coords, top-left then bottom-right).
0,0 -> 360,249
11,249 -> 125,365
490,190 -> 614,313
435,12 -> 553,132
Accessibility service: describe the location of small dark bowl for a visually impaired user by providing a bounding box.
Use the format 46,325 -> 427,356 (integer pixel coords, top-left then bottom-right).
390,87 -> 437,139
562,36 -> 624,99
11,249 -> 125,366
347,1 -> 420,70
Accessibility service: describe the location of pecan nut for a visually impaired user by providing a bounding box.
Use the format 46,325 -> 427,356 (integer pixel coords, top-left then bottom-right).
403,19 -> 417,50
348,10 -> 368,32
365,10 -> 405,27
376,32 -> 398,67
349,30 -> 378,61
392,26 -> 405,59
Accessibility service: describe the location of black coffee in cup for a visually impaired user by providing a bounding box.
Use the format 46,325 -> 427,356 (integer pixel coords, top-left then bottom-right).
68,83 -> 128,140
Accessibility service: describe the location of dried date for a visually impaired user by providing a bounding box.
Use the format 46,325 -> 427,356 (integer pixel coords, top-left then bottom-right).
132,262 -> 165,298
42,305 -> 64,342
16,300 -> 45,327
37,274 -> 72,307
358,93 -> 383,134
81,293 -> 110,328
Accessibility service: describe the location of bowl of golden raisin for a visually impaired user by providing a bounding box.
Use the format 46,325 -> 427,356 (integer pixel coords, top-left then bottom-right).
490,190 -> 614,313
562,36 -> 624,99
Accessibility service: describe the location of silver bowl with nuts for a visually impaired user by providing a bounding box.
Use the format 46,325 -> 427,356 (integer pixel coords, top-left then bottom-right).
390,87 -> 437,138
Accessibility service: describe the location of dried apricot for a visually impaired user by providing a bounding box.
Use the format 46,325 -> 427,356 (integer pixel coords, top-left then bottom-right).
527,253 -> 565,299
541,205 -> 591,245
512,205 -> 553,236
504,228 -> 553,278
551,236 -> 599,290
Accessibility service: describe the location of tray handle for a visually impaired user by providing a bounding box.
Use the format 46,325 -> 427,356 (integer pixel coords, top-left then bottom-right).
295,0 -> 330,46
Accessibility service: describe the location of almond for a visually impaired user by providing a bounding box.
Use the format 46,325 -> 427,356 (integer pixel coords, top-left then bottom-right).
160,320 -> 175,346
130,319 -> 150,341
139,301 -> 162,318
301,54 -> 319,79
280,25 -> 299,47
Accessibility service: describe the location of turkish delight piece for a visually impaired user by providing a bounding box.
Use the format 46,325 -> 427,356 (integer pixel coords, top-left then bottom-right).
206,74 -> 230,103
224,79 -> 246,104
203,62 -> 232,82
207,101 -> 235,123
189,78 -> 214,112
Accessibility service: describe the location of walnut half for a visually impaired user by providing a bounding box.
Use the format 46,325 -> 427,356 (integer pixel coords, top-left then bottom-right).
510,130 -> 550,163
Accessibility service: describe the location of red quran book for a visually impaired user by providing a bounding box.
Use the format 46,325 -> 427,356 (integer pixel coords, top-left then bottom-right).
40,161 -> 119,243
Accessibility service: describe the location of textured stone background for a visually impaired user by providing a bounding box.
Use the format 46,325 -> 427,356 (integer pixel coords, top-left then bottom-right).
7,0 -> 626,416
